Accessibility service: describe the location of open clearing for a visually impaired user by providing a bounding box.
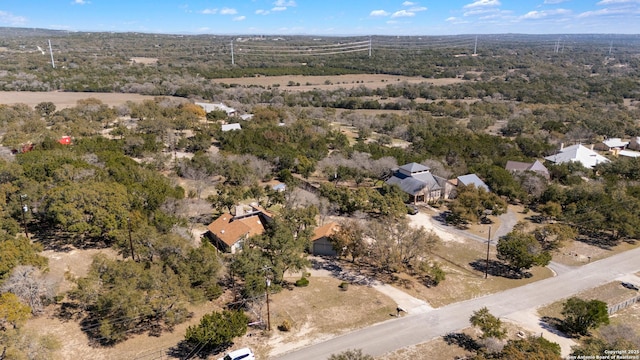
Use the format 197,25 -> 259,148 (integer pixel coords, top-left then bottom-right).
213,74 -> 465,92
0,91 -> 157,109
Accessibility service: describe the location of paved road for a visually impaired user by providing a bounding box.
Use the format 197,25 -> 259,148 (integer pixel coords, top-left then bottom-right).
276,245 -> 640,360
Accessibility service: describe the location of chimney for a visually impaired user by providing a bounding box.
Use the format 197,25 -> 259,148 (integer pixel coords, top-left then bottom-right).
560,143 -> 564,150
590,144 -> 594,150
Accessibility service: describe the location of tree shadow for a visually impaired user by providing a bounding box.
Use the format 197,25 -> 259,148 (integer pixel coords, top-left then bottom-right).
167,340 -> 229,360
443,332 -> 481,352
469,259 -> 532,279
575,233 -> 621,250
539,316 -> 573,339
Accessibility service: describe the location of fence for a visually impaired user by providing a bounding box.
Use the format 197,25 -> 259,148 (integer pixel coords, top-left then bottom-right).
608,295 -> 640,315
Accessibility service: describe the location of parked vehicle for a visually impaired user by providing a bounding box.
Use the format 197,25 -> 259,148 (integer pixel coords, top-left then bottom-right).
218,347 -> 255,360
621,282 -> 639,291
407,204 -> 419,215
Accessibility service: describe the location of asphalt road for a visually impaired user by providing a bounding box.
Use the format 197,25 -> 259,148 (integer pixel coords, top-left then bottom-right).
276,245 -> 640,360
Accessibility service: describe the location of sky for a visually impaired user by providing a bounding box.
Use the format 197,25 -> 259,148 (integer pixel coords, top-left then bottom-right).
0,0 -> 638,36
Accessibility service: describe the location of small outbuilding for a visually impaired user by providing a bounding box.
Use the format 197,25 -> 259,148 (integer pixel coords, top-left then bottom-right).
311,222 -> 340,256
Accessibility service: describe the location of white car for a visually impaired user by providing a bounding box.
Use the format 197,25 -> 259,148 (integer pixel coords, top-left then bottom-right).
219,347 -> 255,360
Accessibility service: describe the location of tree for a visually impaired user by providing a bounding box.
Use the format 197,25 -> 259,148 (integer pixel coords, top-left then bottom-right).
184,310 -> 248,351
35,101 -> 56,117
469,307 -> 506,339
1,266 -> 55,315
447,185 -> 507,225
0,292 -> 31,330
533,223 -> 577,250
367,217 -> 439,273
496,231 -> 551,274
0,236 -> 48,280
328,349 -> 374,360
501,336 -> 562,360
561,297 -> 609,336
330,219 -> 367,262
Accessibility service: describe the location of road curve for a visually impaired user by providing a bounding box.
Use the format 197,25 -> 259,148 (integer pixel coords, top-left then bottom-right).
276,245 -> 640,360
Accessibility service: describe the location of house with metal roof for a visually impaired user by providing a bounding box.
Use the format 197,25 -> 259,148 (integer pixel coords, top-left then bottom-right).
456,174 -> 490,192
385,162 -> 452,203
544,144 -> 609,169
505,160 -> 550,179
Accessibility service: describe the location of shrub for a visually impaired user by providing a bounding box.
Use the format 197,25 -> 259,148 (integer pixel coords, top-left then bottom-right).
295,277 -> 309,287
339,282 -> 349,291
278,319 -> 292,332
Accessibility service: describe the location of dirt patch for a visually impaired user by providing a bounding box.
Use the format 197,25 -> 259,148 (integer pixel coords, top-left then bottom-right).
0,91 -> 159,109
263,276 -> 397,358
212,74 -> 465,92
41,247 -> 118,294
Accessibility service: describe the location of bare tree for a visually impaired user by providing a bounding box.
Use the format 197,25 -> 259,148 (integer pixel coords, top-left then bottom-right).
1,266 -> 56,315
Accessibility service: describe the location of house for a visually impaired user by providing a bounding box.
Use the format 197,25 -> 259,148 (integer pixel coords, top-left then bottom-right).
456,174 -> 490,192
594,138 -> 629,153
544,144 -> 609,169
628,137 -> 640,151
618,149 -> 640,158
505,160 -> 550,179
311,222 -> 340,256
206,205 -> 272,253
385,162 -> 453,203
195,102 -> 237,117
221,123 -> 242,132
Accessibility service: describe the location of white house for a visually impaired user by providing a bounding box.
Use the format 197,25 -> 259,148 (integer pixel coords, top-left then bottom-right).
195,102 -> 237,117
544,144 -> 609,169
221,123 -> 242,132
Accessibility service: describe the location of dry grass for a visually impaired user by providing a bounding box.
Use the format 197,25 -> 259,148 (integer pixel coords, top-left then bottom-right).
255,276 -> 397,357
391,238 -> 554,308
0,91 -> 157,109
212,74 -> 465,92
553,239 -> 640,266
383,323 -> 529,360
537,281 -> 640,320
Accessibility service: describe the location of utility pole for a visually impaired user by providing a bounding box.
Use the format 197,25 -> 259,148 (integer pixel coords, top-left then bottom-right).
368,36 -> 372,57
485,225 -> 492,279
265,277 -> 271,331
127,217 -> 136,261
19,194 -> 29,240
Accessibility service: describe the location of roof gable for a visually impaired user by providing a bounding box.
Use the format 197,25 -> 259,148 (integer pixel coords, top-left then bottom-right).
312,222 -> 340,241
457,174 -> 489,191
207,213 -> 265,246
544,144 -> 609,168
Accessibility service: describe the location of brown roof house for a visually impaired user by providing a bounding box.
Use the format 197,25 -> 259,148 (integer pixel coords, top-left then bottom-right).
505,160 -> 550,180
206,204 -> 272,253
311,222 -> 340,256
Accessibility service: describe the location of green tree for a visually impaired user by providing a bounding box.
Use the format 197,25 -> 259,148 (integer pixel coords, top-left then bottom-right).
469,307 -> 506,339
447,185 -> 507,225
328,349 -> 374,360
184,310 -> 248,350
496,231 -> 551,274
0,236 -> 48,280
561,297 -> 609,336
501,336 -> 562,360
0,292 -> 31,330
330,219 -> 367,262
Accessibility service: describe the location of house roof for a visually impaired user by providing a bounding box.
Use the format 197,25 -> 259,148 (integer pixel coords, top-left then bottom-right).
312,222 -> 340,242
619,150 -> 640,158
602,138 -> 628,148
505,160 -> 532,172
457,174 -> 489,191
544,144 -> 609,169
505,160 -> 549,177
195,102 -> 236,115
386,173 -> 441,195
399,162 -> 430,174
207,213 -> 265,247
221,123 -> 242,131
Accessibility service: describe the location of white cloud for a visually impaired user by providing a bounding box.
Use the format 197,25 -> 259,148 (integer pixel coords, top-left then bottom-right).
201,8 -> 218,14
274,0 -> 296,6
0,11 -> 27,25
597,0 -> 640,4
391,10 -> 415,18
544,0 -> 569,3
521,8 -> 571,19
233,16 -> 246,21
72,0 -> 89,4
272,6 -> 287,11
370,9 -> 390,16
402,1 -> 416,5
464,0 -> 501,9
577,7 -> 627,17
409,6 -> 428,12
255,9 -> 269,15
220,8 -> 238,15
